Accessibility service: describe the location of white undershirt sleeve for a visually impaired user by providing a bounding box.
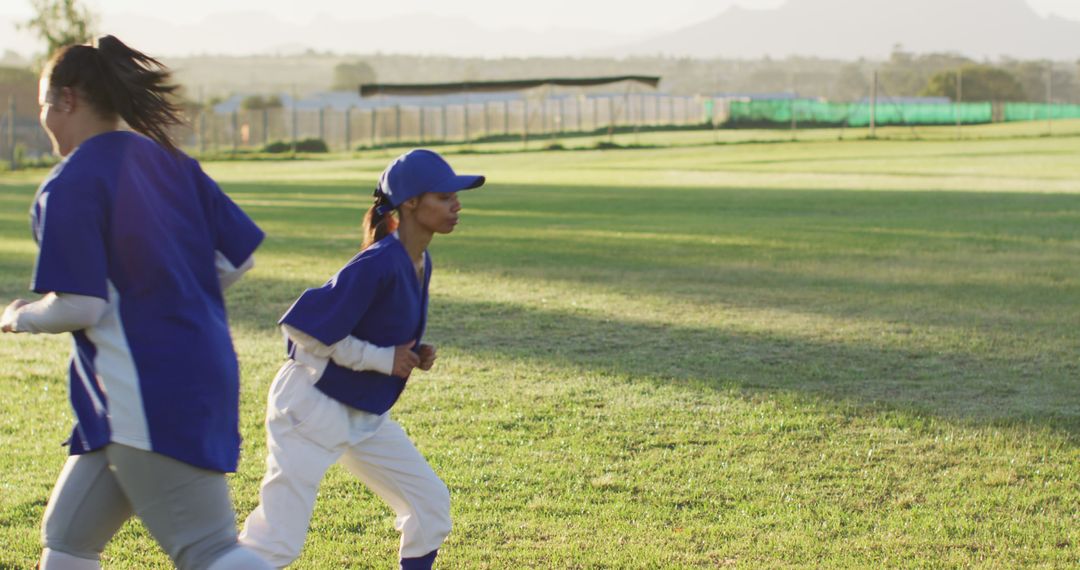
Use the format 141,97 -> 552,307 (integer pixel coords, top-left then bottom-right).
216,252 -> 254,290
282,324 -> 395,375
2,293 -> 107,334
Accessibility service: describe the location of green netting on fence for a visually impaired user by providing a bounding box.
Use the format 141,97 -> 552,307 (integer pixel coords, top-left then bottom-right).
1003,103 -> 1080,122
727,100 -> 992,127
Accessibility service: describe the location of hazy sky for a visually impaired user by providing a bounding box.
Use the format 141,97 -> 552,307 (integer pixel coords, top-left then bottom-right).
2,0 -> 1079,57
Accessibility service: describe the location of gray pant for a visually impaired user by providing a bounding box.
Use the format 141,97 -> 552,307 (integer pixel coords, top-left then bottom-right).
42,444 -> 259,569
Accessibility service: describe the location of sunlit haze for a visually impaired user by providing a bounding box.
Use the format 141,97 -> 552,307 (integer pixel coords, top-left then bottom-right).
1,0 -> 1078,58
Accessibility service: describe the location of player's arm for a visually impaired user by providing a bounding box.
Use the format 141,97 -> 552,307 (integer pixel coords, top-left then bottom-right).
1,293 -> 107,334
283,324 -> 418,378
216,251 -> 254,290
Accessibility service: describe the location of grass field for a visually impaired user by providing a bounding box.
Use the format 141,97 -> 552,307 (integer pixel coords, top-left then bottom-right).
1,122 -> 1078,568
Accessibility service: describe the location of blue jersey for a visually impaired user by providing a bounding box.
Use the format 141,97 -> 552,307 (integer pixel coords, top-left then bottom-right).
29,131 -> 264,472
279,234 -> 431,414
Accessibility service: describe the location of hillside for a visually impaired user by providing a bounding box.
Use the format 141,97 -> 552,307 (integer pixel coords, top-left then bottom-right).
620,0 -> 1080,59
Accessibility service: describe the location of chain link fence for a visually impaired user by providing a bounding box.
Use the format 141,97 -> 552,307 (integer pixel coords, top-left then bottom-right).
185,94 -> 718,153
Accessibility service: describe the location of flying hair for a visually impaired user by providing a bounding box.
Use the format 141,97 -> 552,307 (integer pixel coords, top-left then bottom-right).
45,35 -> 185,151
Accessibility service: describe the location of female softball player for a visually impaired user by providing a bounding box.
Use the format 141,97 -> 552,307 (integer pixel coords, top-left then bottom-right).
239,149 -> 484,569
0,36 -> 270,569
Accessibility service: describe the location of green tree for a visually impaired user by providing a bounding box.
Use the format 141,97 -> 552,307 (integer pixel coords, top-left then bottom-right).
331,61 -> 376,91
19,0 -> 97,59
241,94 -> 284,111
921,65 -> 1027,102
879,46 -> 971,97
832,62 -> 870,100
241,95 -> 267,111
999,60 -> 1077,103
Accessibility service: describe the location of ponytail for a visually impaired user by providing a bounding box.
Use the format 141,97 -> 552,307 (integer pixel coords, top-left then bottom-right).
361,187 -> 398,250
45,35 -> 184,151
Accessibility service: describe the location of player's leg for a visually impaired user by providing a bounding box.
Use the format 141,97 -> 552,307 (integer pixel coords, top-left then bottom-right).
39,451 -> 133,569
339,418 -> 451,570
103,443 -> 270,570
240,362 -> 349,567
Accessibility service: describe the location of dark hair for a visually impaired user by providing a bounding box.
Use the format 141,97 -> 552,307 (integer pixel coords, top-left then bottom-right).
360,190 -> 399,250
45,35 -> 184,151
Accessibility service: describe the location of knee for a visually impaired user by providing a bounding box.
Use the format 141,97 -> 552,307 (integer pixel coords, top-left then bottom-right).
427,481 -> 452,541
173,527 -> 238,570
405,478 -> 452,544
42,512 -> 99,561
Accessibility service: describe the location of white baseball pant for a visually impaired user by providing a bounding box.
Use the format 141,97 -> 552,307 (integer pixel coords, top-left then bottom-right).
239,360 -> 451,568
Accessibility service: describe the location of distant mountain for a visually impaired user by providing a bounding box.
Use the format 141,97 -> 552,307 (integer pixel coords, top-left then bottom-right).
97,11 -> 639,58
615,0 -> 1080,60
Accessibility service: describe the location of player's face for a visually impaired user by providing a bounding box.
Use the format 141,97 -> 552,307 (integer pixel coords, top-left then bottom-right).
413,191 -> 462,235
38,77 -> 70,156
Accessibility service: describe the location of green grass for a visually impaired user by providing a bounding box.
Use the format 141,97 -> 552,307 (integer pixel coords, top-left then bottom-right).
1,121 -> 1078,568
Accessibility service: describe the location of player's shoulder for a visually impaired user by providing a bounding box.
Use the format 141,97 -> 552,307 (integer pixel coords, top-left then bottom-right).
336,235 -> 405,277
350,237 -> 397,266
39,150 -> 108,202
48,132 -> 140,184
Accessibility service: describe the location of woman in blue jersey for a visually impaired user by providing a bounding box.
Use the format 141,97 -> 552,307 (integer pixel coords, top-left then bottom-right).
239,149 -> 484,570
0,37 -> 270,570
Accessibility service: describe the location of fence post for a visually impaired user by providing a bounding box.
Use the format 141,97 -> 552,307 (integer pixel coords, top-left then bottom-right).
8,95 -> 16,169
290,87 -> 298,156
504,101 -> 510,136
395,105 -> 402,144
419,107 -> 425,143
558,97 -> 565,136
608,97 -> 615,142
482,102 -> 489,140
441,105 -> 448,143
575,95 -> 582,132
318,106 -> 325,142
464,103 -> 470,144
231,110 -> 238,154
581,98 -> 587,132
540,98 -> 547,137
790,75 -> 798,139
370,107 -> 378,148
712,98 -> 720,143
870,70 -> 877,139
198,95 -> 206,155
956,68 -> 963,140
1047,63 -> 1053,136
345,106 -> 352,151
262,108 -> 269,147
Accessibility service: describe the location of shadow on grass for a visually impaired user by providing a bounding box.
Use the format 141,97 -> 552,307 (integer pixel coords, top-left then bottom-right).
225,181 -> 1079,353
217,180 -> 1080,437
225,270 -> 1080,440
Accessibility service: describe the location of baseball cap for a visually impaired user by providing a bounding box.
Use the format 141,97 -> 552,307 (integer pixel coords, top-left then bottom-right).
376,149 -> 485,212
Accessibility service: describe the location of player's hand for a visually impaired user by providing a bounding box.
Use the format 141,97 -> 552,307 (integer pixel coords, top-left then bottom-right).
417,344 -> 437,371
1,299 -> 30,333
392,340 -> 420,378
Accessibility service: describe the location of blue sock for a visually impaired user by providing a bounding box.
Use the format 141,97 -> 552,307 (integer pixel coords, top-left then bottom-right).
400,549 -> 438,570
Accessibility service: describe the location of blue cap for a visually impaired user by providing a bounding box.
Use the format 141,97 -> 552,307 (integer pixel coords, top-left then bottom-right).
376,149 -> 485,212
